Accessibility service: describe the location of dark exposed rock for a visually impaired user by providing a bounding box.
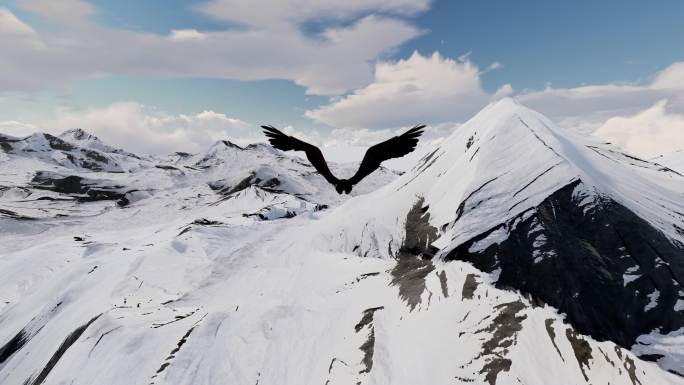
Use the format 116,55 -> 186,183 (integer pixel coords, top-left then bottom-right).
0,302 -> 67,368
461,274 -> 479,300
150,326 -> 197,383
212,173 -> 259,196
262,177 -> 281,188
42,134 -> 75,151
476,300 -> 527,385
390,198 -> 439,310
565,328 -> 593,381
32,173 -> 90,194
0,134 -> 20,152
437,270 -> 449,297
469,147 -> 480,162
453,176 -> 499,224
0,208 -> 34,220
213,174 -> 282,196
638,354 -> 665,362
401,199 -> 438,258
466,135 -> 475,150
396,151 -> 440,191
355,307 -> 383,374
242,209 -> 297,221
155,165 -> 183,172
24,314 -> 101,385
615,346 -> 643,385
191,219 -> 224,226
445,179 -> 684,350
544,319 -> 564,361
30,172 -> 130,206
151,309 -> 198,329
44,134 -> 119,170
356,272 -> 380,283
354,307 -> 384,333
0,330 -> 29,365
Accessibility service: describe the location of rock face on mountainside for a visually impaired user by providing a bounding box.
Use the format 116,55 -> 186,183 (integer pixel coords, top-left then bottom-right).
446,179 -> 684,348
1,101 -> 683,385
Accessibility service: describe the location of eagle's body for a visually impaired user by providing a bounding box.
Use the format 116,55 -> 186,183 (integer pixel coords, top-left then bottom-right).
261,125 -> 425,194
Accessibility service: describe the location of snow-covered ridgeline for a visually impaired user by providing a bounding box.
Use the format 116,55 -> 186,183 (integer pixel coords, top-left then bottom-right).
1,98 -> 683,385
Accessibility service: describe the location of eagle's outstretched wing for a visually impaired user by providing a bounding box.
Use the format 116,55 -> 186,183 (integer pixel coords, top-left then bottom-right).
261,125 -> 339,185
349,125 -> 425,186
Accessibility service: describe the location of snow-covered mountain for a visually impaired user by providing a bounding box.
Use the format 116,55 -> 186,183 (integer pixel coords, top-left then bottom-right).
1,99 -> 683,385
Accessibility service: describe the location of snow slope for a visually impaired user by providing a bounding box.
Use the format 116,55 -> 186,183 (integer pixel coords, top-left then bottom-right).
1,103 -> 683,385
654,150 -> 684,174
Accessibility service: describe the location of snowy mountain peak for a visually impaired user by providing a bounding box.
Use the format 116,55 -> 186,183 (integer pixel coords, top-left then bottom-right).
57,128 -> 137,158
0,130 -> 148,172
314,98 -> 684,377
245,142 -> 280,155
59,128 -> 101,143
214,139 -> 244,150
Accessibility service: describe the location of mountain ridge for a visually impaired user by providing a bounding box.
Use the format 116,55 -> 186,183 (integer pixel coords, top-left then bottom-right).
1,98 -> 683,385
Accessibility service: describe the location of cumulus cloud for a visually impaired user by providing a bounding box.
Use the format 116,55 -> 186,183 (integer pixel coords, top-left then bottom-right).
593,99 -> 684,158
518,61 -> 684,121
652,62 -> 684,89
305,56 -> 684,160
512,61 -> 684,157
305,51 -> 490,128
0,0 -> 425,95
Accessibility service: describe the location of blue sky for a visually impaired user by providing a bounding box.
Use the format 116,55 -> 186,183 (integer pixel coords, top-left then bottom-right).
1,0 -> 683,157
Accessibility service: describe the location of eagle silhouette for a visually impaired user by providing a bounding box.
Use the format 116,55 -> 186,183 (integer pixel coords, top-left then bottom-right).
261,125 -> 425,194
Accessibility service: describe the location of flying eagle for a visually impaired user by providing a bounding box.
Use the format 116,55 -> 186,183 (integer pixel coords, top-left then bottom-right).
261,125 -> 425,194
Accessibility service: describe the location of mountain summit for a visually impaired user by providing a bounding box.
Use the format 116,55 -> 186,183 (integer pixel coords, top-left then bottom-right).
316,96 -> 684,376
1,99 -> 683,385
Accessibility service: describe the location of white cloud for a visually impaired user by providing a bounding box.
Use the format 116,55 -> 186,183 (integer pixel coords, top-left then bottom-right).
480,61 -> 503,74
17,0 -> 94,25
491,84 -> 514,100
652,62 -> 684,89
0,120 -> 39,137
518,61 -> 684,120
305,56 -> 684,160
512,61 -> 684,157
0,7 -> 43,49
305,51 -> 490,128
196,0 -> 430,29
169,29 -> 207,41
593,99 -> 684,158
0,0 -> 425,95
